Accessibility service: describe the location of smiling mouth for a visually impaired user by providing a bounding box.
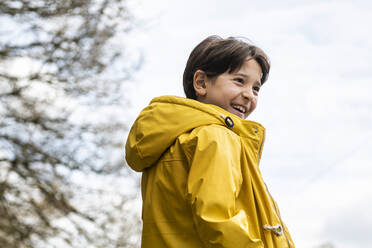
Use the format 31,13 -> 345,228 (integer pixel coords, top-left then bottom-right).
231,104 -> 246,114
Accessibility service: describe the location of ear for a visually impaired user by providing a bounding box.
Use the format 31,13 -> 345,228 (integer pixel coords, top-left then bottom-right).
193,70 -> 208,98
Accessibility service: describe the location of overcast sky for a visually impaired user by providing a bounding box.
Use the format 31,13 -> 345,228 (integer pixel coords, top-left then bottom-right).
125,1 -> 372,247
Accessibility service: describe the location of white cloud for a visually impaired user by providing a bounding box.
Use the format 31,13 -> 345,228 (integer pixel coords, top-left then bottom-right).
322,194 -> 372,248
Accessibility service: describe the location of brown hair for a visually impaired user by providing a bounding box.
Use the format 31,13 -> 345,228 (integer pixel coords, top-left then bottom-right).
183,35 -> 271,99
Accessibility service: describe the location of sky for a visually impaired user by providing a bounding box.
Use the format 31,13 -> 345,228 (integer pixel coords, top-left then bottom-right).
125,1 -> 372,247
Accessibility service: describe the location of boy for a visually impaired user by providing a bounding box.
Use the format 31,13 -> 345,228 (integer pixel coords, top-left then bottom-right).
126,36 -> 295,247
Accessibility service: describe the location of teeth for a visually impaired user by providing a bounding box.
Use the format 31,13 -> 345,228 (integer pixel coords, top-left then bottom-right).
232,104 -> 246,113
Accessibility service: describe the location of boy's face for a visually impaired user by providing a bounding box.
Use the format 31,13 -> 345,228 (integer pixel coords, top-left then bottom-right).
194,58 -> 262,119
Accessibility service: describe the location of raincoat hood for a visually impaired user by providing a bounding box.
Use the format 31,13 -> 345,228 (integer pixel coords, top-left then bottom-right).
125,95 -> 265,172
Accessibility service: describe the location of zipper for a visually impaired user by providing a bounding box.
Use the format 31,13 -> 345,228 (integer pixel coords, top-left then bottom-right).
264,183 -> 291,248
258,129 -> 291,248
257,128 -> 265,164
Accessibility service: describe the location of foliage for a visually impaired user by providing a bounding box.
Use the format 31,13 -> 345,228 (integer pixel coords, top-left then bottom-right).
0,0 -> 141,247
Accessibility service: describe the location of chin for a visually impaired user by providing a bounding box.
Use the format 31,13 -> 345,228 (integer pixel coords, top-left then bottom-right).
230,110 -> 245,119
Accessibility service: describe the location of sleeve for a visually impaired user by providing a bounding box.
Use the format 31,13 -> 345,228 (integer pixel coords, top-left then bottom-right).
185,126 -> 262,248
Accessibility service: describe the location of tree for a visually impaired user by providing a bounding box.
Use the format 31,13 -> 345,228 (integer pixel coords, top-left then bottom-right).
0,0 -> 141,247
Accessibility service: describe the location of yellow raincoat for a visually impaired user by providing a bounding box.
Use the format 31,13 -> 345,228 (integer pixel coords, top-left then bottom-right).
126,96 -> 294,248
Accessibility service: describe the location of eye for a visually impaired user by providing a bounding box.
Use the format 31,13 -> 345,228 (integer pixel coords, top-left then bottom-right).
253,86 -> 261,92
234,78 -> 244,84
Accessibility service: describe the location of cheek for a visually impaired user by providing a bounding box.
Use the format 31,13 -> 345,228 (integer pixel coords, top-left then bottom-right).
250,97 -> 258,112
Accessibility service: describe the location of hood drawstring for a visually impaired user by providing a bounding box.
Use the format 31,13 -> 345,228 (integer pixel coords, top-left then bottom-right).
219,114 -> 234,128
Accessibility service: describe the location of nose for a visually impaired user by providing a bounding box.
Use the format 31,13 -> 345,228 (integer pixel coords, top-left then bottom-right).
242,87 -> 254,100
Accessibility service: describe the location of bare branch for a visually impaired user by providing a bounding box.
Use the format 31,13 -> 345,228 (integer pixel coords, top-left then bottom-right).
0,0 -> 141,247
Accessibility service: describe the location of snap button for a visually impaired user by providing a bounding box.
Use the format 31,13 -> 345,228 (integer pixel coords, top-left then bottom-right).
254,128 -> 258,134
224,116 -> 234,128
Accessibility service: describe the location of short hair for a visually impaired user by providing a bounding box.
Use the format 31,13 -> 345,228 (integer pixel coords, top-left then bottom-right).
183,35 -> 271,100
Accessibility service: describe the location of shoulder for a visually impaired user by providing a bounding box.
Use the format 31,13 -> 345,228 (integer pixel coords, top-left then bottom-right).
179,124 -> 241,155
194,124 -> 240,142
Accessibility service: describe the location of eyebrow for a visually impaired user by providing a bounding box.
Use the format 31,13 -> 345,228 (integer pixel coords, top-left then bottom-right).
232,73 -> 262,86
